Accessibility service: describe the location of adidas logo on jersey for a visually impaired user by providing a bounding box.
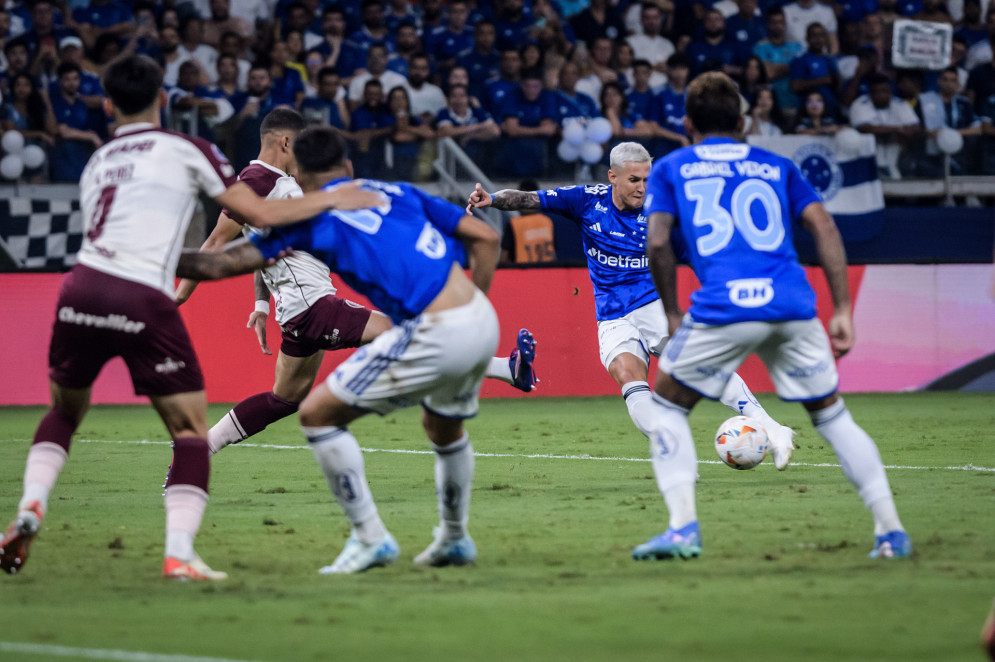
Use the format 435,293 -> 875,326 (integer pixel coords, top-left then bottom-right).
588,222 -> 602,232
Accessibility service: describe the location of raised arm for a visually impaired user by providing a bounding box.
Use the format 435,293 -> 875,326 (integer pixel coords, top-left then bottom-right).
216,179 -> 383,228
454,214 -> 500,294
175,237 -> 270,282
175,211 -> 246,303
798,201 -> 853,358
466,182 -> 541,213
646,211 -> 683,336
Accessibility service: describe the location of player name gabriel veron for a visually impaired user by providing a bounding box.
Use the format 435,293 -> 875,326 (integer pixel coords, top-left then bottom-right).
679,161 -> 782,181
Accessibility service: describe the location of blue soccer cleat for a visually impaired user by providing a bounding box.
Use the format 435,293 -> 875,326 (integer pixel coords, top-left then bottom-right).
632,521 -> 702,560
319,532 -> 400,574
509,328 -> 538,392
868,530 -> 912,559
413,528 -> 477,567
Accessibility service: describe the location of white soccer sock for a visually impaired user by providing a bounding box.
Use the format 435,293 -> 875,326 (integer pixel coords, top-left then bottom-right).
719,372 -> 780,435
207,411 -> 245,455
431,433 -> 474,540
20,442 -> 68,515
621,381 -> 655,437
304,426 -> 387,544
486,356 -> 513,384
648,394 -> 699,530
164,484 -> 208,561
809,398 -> 904,535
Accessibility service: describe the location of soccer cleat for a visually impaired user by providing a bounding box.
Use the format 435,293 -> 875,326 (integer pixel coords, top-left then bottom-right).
632,521 -> 702,561
319,532 -> 400,575
163,555 -> 229,581
509,328 -> 538,392
868,530 -> 912,559
769,425 -> 796,471
413,527 -> 477,567
0,502 -> 43,575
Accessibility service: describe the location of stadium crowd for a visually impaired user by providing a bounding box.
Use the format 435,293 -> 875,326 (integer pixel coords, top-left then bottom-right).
1,0 -> 994,182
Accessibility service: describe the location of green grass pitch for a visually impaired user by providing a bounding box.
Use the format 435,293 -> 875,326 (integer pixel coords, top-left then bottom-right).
1,393 -> 994,662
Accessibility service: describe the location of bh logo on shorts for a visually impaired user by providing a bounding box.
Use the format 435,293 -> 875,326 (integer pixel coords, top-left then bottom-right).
726,278 -> 774,308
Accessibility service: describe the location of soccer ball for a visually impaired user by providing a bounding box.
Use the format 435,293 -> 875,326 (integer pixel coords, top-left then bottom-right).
714,416 -> 768,470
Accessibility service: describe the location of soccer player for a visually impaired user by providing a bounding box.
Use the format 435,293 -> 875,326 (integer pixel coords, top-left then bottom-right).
466,144 -> 796,469
0,55 -> 381,580
176,108 -> 536,458
638,71 -> 910,561
175,126 -> 503,574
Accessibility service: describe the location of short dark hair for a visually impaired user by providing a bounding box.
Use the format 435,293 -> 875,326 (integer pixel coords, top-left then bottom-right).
685,71 -> 741,134
666,52 -> 690,69
521,66 -> 544,81
868,72 -> 892,88
102,55 -> 164,115
765,6 -> 785,18
293,126 -> 347,174
316,65 -> 339,82
3,36 -> 28,57
56,60 -> 82,78
260,107 -> 306,136
632,58 -> 653,70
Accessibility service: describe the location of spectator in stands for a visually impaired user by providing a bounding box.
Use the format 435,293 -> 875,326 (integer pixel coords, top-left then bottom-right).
793,90 -> 840,134
609,41 -> 635,89
458,19 -> 501,100
168,59 -> 232,140
495,69 -> 558,177
47,60 -> 105,182
384,85 -> 434,180
965,9 -> 995,74
743,85 -> 785,136
347,44 -> 408,112
348,78 -> 394,177
309,6 -> 352,78
737,55 -> 769,106
484,47 -> 523,115
69,0 -> 131,53
840,44 -> 881,107
301,65 -> 348,128
626,59 -> 660,120
406,52 -> 446,122
229,63 -> 278,170
436,82 -> 500,161
216,31 -> 249,88
385,0 -> 420,34
387,21 -> 423,78
345,0 -> 392,59
178,16 -> 216,86
753,6 -> 804,113
967,23 -> 995,110
850,72 -> 922,177
1,72 -> 54,157
859,12 -> 889,68
600,80 -> 655,141
202,0 -> 254,51
426,0 -> 474,72
576,35 -> 620,103
569,0 -> 627,46
418,0 -> 446,34
627,3 -> 676,74
686,9 -> 750,78
955,0 -> 988,46
129,3 -> 161,61
494,0 -> 532,51
0,38 -> 31,99
914,0 -> 955,24
21,0 -> 73,65
652,52 -> 690,149
209,53 -> 243,104
267,41 -> 306,109
532,0 -> 579,69
789,23 -> 840,115
726,0 -> 767,51
279,2 -> 315,43
554,59 -> 599,123
50,37 -> 102,111
783,0 -> 839,53
919,65 -> 982,173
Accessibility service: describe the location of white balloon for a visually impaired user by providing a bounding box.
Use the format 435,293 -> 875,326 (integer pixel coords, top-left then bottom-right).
585,117 -> 613,144
562,120 -> 586,146
1,153 -> 24,180
936,127 -> 964,154
834,127 -> 863,159
580,140 -> 604,164
2,130 -> 25,154
22,144 -> 46,169
556,139 -> 581,163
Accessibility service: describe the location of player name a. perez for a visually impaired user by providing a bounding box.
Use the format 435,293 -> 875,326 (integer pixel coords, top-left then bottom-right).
679,161 -> 782,181
58,306 -> 146,333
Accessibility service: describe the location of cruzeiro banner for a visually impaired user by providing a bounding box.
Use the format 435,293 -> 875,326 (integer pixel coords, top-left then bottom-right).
746,133 -> 884,224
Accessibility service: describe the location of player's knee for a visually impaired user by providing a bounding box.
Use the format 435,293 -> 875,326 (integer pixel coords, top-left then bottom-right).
421,410 -> 464,446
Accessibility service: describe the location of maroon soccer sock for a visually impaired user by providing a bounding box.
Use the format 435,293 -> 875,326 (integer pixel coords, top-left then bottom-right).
33,406 -> 78,452
165,437 -> 210,491
229,392 -> 300,439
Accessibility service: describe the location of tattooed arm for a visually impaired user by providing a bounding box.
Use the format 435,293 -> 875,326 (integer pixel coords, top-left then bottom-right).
466,182 -> 541,213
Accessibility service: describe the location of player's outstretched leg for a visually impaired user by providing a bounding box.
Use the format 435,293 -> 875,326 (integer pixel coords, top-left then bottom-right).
414,432 -> 477,567
720,373 -> 795,470
209,391 -> 299,455
633,395 -> 702,561
305,425 -> 398,574
485,329 -> 538,392
0,502 -> 44,575
808,398 -> 911,559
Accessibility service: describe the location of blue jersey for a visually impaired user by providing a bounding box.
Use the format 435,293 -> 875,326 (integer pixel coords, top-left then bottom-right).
644,137 -> 821,325
251,178 -> 467,324
538,183 -> 687,320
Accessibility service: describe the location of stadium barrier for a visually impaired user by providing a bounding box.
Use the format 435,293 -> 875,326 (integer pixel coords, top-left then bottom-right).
1,262 -> 993,406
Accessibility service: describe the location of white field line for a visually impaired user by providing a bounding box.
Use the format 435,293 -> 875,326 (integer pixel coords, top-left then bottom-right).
2,437 -> 991,473
0,641 -> 262,662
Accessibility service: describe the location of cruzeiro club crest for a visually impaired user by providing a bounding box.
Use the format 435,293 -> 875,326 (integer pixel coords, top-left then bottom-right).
793,142 -> 843,201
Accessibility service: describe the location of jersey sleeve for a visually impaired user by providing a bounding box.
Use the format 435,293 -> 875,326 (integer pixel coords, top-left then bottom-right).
249,219 -> 315,261
537,185 -> 585,220
187,135 -> 237,198
643,161 -> 678,217
411,185 -> 466,236
785,158 -> 823,218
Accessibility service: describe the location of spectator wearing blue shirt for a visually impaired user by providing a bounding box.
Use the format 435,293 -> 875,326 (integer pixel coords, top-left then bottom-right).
50,36 -> 102,111
384,85 -> 435,181
436,83 -> 501,162
385,21 -> 423,79
425,0 -> 474,71
494,0 -> 532,51
69,0 -> 131,53
686,9 -> 751,78
496,70 -> 558,177
484,48 -> 523,116
840,44 -> 881,107
230,64 -> 281,170
599,81 -> 655,166
919,65 -> 982,173
267,41 -> 306,109
309,6 -> 357,78
49,61 -> 105,182
347,78 -> 395,178
569,0 -> 627,46
0,38 -> 31,100
344,0 -> 393,63
1,72 -> 54,163
626,59 -> 658,119
21,0 -> 74,63
652,53 -> 691,152
302,66 -> 349,129
725,0 -> 767,50
553,60 -> 599,122
753,7 -> 805,111
789,23 -> 840,114
385,0 -> 420,35
457,19 -> 501,100
168,59 -> 232,141
954,0 -> 987,47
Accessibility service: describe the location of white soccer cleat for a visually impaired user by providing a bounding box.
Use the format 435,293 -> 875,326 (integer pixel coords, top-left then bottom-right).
413,527 -> 477,567
319,533 -> 400,575
770,425 -> 795,471
163,554 -> 228,581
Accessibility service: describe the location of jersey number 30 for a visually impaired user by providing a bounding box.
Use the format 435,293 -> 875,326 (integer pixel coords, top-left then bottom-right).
684,177 -> 784,257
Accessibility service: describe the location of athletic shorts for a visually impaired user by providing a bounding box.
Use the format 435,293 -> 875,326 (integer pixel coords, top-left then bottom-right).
326,290 -> 499,418
597,300 -> 669,370
49,264 -> 204,396
659,316 -> 839,402
279,294 -> 374,357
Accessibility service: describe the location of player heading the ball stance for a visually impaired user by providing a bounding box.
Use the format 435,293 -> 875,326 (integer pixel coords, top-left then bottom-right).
175,108 -> 536,459
176,126 -> 503,574
0,55 -> 380,580
637,71 -> 910,561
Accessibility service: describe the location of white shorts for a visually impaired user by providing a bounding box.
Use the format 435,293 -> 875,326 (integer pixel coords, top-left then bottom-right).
659,316 -> 839,402
326,290 -> 499,418
597,300 -> 669,370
